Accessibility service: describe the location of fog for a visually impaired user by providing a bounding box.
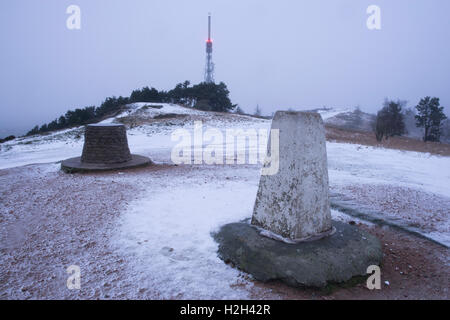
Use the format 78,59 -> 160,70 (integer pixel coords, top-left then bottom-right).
1,0 -> 449,137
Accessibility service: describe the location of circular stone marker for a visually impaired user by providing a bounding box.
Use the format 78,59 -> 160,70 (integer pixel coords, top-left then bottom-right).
213,220 -> 382,288
61,154 -> 152,173
61,124 -> 151,173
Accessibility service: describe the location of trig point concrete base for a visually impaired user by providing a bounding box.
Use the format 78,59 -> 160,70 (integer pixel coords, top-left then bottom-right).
214,111 -> 382,288
61,124 -> 151,173
214,220 -> 382,287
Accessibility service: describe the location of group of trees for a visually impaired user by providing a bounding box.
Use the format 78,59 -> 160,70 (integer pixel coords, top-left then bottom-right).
415,97 -> 447,142
26,96 -> 127,136
165,81 -> 236,112
26,81 -> 236,136
374,96 -> 447,142
374,99 -> 406,141
24,82 -> 448,143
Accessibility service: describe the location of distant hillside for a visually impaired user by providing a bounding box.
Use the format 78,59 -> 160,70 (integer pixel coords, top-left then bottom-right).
22,81 -> 236,138
314,107 -> 450,144
310,107 -> 376,132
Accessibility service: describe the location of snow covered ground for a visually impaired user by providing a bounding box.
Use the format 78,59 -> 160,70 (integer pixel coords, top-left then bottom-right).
111,165 -> 261,299
0,103 -> 267,169
1,103 -> 448,242
0,103 -> 449,299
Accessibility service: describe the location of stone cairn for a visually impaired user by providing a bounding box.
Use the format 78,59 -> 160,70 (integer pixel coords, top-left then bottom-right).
61,124 -> 151,173
214,111 -> 382,287
81,124 -> 132,164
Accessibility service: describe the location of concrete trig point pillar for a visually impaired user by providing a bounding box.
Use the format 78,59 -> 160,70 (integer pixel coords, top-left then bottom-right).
251,111 -> 333,242
214,110 -> 382,287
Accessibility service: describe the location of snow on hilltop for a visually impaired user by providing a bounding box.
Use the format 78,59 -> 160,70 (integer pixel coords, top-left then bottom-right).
0,104 -> 369,169
100,102 -> 209,125
0,104 -> 364,171
0,103 -> 448,246
0,103 -> 449,299
0,102 -> 267,170
312,107 -> 376,132
315,107 -> 355,120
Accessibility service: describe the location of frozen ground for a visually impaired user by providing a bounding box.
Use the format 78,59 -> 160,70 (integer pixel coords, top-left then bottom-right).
0,103 -> 448,299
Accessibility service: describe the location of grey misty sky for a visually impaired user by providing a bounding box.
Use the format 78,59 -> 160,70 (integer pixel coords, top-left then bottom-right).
0,0 -> 449,136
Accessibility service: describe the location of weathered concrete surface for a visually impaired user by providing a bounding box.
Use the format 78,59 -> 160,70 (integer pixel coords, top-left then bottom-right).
214,220 -> 382,288
252,111 -> 332,241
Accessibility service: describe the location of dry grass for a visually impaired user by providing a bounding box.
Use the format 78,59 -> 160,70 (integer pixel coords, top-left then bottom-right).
326,125 -> 450,156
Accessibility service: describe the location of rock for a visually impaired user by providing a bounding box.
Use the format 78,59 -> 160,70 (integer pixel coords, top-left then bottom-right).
213,220 -> 382,288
